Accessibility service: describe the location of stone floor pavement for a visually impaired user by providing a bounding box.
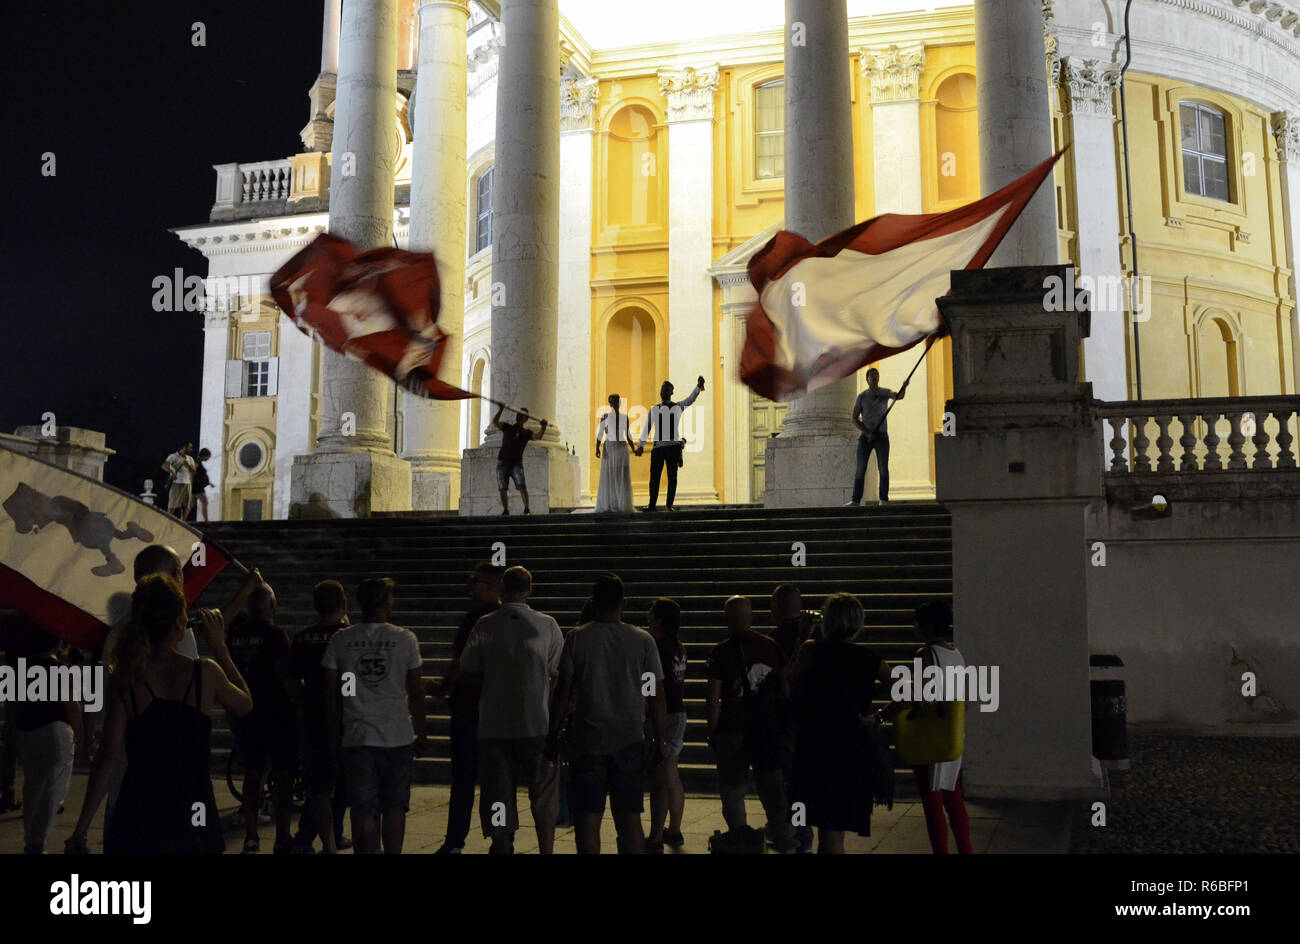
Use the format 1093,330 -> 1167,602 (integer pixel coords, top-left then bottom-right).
0,771 -> 1070,854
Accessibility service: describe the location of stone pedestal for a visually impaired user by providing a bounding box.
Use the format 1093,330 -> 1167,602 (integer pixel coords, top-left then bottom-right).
765,0 -> 860,508
289,450 -> 412,519
11,427 -> 115,481
459,441 -> 580,516
935,265 -> 1105,800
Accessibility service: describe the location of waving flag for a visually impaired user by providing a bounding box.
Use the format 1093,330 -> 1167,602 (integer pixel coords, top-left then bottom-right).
0,447 -> 231,648
270,233 -> 474,401
740,150 -> 1065,401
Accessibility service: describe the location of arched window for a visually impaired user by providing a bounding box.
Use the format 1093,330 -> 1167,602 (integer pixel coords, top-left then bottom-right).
468,357 -> 487,447
754,80 -> 785,180
1180,103 -> 1229,201
934,73 -> 978,204
474,166 -> 493,254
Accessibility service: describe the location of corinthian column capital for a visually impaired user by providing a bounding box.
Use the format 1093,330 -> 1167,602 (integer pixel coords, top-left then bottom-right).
561,76 -> 599,131
859,42 -> 925,103
1060,57 -> 1120,119
1272,111 -> 1300,163
657,65 -> 720,122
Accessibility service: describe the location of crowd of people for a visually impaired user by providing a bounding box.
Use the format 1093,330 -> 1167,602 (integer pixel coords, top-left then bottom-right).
0,540 -> 971,855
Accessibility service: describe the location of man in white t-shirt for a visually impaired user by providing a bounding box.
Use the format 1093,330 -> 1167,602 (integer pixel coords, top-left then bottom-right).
459,565 -> 563,854
161,443 -> 196,518
322,577 -> 427,854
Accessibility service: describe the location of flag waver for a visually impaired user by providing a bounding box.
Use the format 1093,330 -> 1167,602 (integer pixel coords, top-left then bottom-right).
740,150 -> 1066,401
0,447 -> 231,648
270,233 -> 474,401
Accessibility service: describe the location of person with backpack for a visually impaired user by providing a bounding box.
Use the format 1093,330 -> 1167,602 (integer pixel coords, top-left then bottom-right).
704,596 -> 794,854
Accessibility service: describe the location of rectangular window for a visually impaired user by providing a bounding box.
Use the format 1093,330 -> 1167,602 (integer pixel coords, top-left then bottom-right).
242,331 -> 272,359
475,166 -> 493,254
1179,102 -> 1230,202
244,359 -> 270,397
754,81 -> 785,180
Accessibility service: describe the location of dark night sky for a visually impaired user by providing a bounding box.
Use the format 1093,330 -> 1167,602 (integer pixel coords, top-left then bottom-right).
0,1 -> 318,495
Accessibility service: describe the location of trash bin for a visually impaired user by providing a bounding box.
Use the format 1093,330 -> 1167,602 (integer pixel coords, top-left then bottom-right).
1089,654 -> 1129,770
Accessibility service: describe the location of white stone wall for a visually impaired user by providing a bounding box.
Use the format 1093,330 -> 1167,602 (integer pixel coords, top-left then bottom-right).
273,311 -> 315,519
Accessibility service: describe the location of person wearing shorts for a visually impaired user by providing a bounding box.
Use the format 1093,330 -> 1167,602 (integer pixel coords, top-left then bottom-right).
321,578 -> 427,854
547,574 -> 665,854
492,403 -> 547,515
162,443 -> 195,518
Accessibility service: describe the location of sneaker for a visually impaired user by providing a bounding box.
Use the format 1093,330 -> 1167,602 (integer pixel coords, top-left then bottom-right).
434,842 -> 463,855
663,830 -> 684,849
843,500 -> 859,506
523,508 -> 531,515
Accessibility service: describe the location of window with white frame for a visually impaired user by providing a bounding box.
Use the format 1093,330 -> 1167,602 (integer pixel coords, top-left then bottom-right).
1179,102 -> 1230,202
225,330 -> 278,399
754,80 -> 785,180
475,166 -> 494,254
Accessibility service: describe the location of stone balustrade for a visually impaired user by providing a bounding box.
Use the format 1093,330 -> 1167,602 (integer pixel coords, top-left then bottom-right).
211,159 -> 295,221
1097,396 -> 1300,500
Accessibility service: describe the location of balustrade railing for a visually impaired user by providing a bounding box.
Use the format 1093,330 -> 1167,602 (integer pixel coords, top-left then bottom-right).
240,160 -> 292,204
1097,397 -> 1299,474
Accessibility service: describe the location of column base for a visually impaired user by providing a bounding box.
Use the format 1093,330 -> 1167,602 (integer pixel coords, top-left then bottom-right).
289,450 -> 412,519
407,455 -> 460,511
763,432 -> 864,508
458,442 -> 580,517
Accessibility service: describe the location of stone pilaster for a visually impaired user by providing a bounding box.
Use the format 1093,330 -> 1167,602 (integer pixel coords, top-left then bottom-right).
558,75 -> 598,500
403,0 -> 471,510
200,308 -> 229,520
1061,57 -> 1128,403
289,0 -> 412,518
660,65 -> 720,503
459,0 -> 578,515
1273,111 -> 1300,392
976,0 -> 1058,267
764,0 -> 860,509
862,42 -> 933,499
935,264 -> 1104,801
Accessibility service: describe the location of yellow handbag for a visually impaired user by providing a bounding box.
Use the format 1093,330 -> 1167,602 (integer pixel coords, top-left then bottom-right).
893,647 -> 965,765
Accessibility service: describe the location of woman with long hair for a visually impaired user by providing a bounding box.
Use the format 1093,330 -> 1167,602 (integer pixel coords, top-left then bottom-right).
790,592 -> 893,854
646,597 -> 686,853
594,394 -> 635,513
67,574 -> 253,853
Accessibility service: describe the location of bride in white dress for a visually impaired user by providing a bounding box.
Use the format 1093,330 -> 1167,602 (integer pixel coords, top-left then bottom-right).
595,393 -> 635,513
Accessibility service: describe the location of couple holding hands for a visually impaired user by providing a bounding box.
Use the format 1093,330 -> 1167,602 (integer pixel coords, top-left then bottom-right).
595,375 -> 705,514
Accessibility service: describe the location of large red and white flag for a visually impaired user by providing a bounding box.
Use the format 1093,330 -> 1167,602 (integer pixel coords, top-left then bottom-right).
740,150 -> 1065,401
270,233 -> 474,401
0,447 -> 231,648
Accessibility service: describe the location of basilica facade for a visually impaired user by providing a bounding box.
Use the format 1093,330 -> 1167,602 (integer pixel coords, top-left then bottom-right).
175,0 -> 1300,521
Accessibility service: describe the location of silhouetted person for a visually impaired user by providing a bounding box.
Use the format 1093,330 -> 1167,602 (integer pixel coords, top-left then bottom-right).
706,596 -> 794,853
189,448 -> 212,522
847,368 -> 906,506
493,404 -> 548,515
548,574 -> 665,854
432,563 -> 503,854
635,376 -> 705,511
646,597 -> 686,854
459,566 -> 563,854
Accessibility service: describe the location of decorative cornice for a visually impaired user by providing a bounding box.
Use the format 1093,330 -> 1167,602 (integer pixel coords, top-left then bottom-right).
1060,57 -> 1121,117
1226,0 -> 1300,38
561,76 -> 599,131
859,42 -> 926,103
1272,110 -> 1300,161
657,65 -> 720,122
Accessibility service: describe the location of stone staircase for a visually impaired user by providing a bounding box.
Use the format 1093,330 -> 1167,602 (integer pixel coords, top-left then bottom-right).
196,502 -> 952,793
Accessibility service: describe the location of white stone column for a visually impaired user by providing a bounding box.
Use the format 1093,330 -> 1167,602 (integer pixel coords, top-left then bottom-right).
976,0 -> 1058,267
862,42 -> 934,500
719,289 -> 755,503
322,0 -> 342,73
199,310 -> 229,521
764,0 -> 860,508
458,0 -> 578,514
660,65 -> 720,504
1062,58 -> 1127,403
289,0 -> 412,518
558,76 -> 598,501
1273,112 -> 1300,393
403,0 -> 470,510
273,311 -> 315,519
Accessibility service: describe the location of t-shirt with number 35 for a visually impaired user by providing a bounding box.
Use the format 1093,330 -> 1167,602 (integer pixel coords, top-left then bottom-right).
321,621 -> 422,748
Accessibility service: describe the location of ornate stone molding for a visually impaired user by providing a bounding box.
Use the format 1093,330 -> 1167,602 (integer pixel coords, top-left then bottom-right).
1044,0 -> 1061,85
657,65 -> 720,122
859,43 -> 925,103
468,35 -> 500,95
561,76 -> 599,131
1272,111 -> 1300,161
1060,58 -> 1121,118
1227,0 -> 1300,37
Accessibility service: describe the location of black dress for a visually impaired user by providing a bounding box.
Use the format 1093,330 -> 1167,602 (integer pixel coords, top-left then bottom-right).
105,662 -> 224,854
791,639 -> 882,835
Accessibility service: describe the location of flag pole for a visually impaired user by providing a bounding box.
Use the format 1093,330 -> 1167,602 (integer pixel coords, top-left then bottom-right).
864,340 -> 933,441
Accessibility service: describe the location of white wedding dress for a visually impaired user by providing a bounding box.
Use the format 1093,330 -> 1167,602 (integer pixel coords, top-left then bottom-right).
595,411 -> 633,513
